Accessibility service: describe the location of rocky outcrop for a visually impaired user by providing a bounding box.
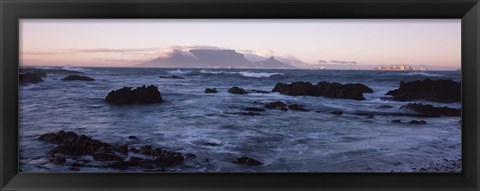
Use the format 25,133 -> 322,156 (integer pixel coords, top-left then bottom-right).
19,73 -> 44,85
205,88 -> 218,93
244,107 -> 266,112
39,131 -> 184,170
228,86 -> 247,94
62,75 -> 95,81
20,68 -> 83,75
272,81 -> 373,100
264,101 -> 288,111
288,104 -> 309,112
386,78 -> 461,102
400,103 -> 461,117
105,85 -> 164,105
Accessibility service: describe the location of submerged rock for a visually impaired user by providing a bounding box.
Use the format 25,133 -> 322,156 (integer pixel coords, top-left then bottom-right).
272,81 -> 373,100
400,103 -> 461,117
264,101 -> 288,111
409,120 -> 427,125
386,78 -> 461,103
62,75 -> 95,81
159,75 -> 185,79
244,107 -> 266,112
205,88 -> 218,93
331,111 -> 343,115
234,156 -> 262,166
288,104 -> 309,112
228,86 -> 248,94
105,85 -> 164,105
19,73 -> 44,85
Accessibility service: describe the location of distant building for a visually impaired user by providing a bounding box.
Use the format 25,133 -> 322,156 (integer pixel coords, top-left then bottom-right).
374,65 -> 428,71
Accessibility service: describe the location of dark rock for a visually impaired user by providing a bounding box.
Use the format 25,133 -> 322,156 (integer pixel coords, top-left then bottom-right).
243,107 -> 266,112
62,75 -> 95,81
19,73 -> 43,85
19,68 -> 47,78
234,156 -> 262,166
331,111 -> 343,115
377,105 -> 394,109
354,112 -> 374,118
49,154 -> 66,164
130,146 -> 184,166
159,75 -> 185,79
69,166 -> 80,171
400,103 -> 460,117
272,81 -> 373,100
288,104 -> 309,112
409,120 -> 427,125
264,101 -> 288,111
39,132 -> 61,143
386,78 -> 461,102
205,88 -> 218,93
20,68 -> 83,75
231,112 -> 262,116
186,153 -> 197,159
118,144 -> 129,154
128,136 -> 137,140
105,85 -> 164,105
391,119 -> 402,123
228,86 -> 248,94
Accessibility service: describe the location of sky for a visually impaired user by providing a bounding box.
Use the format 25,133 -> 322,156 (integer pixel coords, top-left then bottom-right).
20,19 -> 461,70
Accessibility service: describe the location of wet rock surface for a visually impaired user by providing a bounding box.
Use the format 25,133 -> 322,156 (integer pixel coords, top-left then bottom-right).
159,75 -> 185,79
272,81 -> 373,100
105,85 -> 164,105
264,101 -> 288,111
386,78 -> 461,103
234,156 -> 262,166
19,73 -> 44,85
39,131 -> 185,171
228,86 -> 248,94
204,88 -> 218,93
400,103 -> 460,117
62,75 -> 95,81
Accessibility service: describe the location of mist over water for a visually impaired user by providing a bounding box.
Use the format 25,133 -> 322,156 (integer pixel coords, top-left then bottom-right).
19,67 -> 461,172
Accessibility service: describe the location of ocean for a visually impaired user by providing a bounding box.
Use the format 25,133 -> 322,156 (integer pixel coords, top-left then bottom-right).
19,67 -> 462,172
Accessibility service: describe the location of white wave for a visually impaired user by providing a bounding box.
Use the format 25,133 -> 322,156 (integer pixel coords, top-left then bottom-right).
199,70 -> 284,78
401,72 -> 443,77
168,69 -> 192,75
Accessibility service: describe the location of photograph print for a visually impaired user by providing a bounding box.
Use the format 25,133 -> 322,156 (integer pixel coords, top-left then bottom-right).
19,19 -> 461,172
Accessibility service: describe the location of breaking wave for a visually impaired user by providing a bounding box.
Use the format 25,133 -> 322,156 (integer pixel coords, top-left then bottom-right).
199,70 -> 284,78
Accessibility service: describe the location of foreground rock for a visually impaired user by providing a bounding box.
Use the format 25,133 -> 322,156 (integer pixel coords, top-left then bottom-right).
228,86 -> 247,94
19,68 -> 47,78
159,75 -> 185,79
105,85 -> 164,104
401,103 -> 461,117
386,78 -> 461,103
62,75 -> 95,81
39,131 -> 184,170
205,88 -> 218,93
272,81 -> 373,100
234,156 -> 262,166
19,73 -> 43,85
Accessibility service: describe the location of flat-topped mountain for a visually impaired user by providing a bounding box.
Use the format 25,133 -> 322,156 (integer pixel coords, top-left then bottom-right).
139,49 -> 296,69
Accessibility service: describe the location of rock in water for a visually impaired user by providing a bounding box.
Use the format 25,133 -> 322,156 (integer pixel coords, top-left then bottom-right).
205,88 -> 218,93
264,101 -> 288,111
331,111 -> 343,115
62,75 -> 95,81
386,78 -> 461,102
409,120 -> 427,125
19,73 -> 44,85
234,156 -> 262,166
228,86 -> 247,94
105,85 -> 164,105
400,103 -> 461,117
288,104 -> 309,112
272,81 -> 373,100
159,75 -> 185,79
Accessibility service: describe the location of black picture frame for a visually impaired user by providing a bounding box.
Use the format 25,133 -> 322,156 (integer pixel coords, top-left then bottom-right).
1,0 -> 479,190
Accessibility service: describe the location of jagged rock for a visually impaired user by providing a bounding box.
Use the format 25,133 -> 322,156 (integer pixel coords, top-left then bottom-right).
264,101 -> 288,111
62,75 -> 95,81
228,86 -> 247,94
128,136 -> 137,140
400,103 -> 461,117
391,119 -> 402,123
386,78 -> 461,102
234,156 -> 262,166
19,73 -> 44,85
272,81 -> 373,100
205,88 -> 218,93
159,75 -> 185,79
288,104 -> 309,112
105,85 -> 164,105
